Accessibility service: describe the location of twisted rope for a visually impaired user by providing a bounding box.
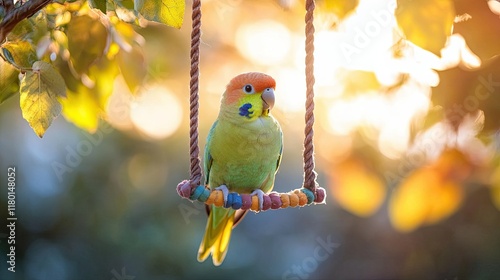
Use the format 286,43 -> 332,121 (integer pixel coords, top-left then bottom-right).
189,0 -> 202,187
303,0 -> 318,193
177,0 -> 326,211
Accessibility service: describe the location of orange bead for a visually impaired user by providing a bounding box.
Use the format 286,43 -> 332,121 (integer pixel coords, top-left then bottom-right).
213,190 -> 224,207
296,190 -> 308,206
251,195 -> 260,211
280,194 -> 290,208
206,191 -> 216,205
289,193 -> 299,207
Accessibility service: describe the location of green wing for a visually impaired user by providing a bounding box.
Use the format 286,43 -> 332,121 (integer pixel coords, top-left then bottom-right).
204,120 -> 218,186
276,129 -> 283,172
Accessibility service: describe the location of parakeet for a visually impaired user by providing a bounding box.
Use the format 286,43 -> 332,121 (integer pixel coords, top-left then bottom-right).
197,72 -> 283,266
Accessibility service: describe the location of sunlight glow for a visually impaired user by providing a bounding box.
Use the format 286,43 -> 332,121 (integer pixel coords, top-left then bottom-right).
106,76 -> 134,130
327,81 -> 431,159
130,86 -> 183,140
235,20 -> 292,66
273,68 -> 306,112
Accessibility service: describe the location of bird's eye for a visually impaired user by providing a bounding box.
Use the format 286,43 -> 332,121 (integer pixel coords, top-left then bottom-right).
243,84 -> 254,94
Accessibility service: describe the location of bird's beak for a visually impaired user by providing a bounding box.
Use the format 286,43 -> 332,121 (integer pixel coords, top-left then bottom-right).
261,88 -> 275,111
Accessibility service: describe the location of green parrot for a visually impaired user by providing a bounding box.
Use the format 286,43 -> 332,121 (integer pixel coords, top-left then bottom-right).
197,72 -> 283,266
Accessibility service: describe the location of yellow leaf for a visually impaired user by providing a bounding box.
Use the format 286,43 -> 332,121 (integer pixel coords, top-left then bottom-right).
330,158 -> 386,217
20,61 -> 66,137
87,59 -> 120,108
116,46 -> 146,93
0,60 -> 20,104
60,57 -> 119,133
389,169 -> 436,232
426,180 -> 463,225
67,15 -> 108,74
135,0 -> 185,28
60,87 -> 101,133
2,41 -> 37,68
396,0 -> 455,56
434,148 -> 472,181
389,167 -> 463,233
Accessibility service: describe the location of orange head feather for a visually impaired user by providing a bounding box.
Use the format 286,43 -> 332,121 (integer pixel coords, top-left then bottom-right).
223,72 -> 276,105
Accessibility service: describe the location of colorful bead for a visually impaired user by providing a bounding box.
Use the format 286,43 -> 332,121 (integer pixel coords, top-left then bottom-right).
251,195 -> 259,211
262,195 -> 271,211
269,192 -> 282,209
231,193 -> 242,209
289,193 -> 299,207
206,191 -> 215,205
280,194 -> 290,208
301,188 -> 315,204
241,194 -> 252,210
198,188 -> 210,202
295,190 -> 307,206
315,187 -> 326,203
176,179 -> 327,212
190,185 -> 205,200
224,192 -> 234,208
213,190 -> 224,207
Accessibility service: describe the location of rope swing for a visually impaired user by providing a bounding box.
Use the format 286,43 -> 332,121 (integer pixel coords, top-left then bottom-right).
177,0 -> 326,212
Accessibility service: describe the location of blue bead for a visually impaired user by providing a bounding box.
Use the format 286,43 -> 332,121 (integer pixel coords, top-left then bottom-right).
190,185 -> 205,200
301,188 -> 315,204
198,188 -> 210,202
231,193 -> 242,209
225,193 -> 234,208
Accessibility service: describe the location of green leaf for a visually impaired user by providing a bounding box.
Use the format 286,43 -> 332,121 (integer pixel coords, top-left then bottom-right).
6,19 -> 35,42
31,12 -> 49,42
116,45 -> 146,93
117,0 -> 135,10
396,0 -> 455,56
67,15 -> 108,74
2,41 -> 37,68
135,0 -> 184,28
88,0 -> 107,13
109,0 -> 139,23
0,60 -> 20,104
20,61 -> 67,138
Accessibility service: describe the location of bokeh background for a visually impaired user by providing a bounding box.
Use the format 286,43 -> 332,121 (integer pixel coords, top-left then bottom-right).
1,0 -> 500,279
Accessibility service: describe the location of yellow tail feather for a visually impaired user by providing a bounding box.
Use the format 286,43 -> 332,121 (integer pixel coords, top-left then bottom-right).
197,208 -> 235,266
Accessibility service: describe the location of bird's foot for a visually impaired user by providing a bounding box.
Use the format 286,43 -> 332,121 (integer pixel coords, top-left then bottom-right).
250,189 -> 265,210
215,185 -> 229,206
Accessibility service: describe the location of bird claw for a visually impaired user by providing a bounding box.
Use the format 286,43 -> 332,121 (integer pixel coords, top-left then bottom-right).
215,185 -> 229,206
250,189 -> 265,210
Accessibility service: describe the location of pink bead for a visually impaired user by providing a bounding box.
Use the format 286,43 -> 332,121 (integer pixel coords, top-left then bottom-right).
241,194 -> 252,210
315,187 -> 326,203
262,195 -> 271,211
269,192 -> 282,209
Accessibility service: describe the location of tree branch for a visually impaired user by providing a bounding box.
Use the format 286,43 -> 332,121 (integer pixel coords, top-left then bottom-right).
0,0 -> 53,43
2,0 -> 15,14
5,0 -> 13,12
